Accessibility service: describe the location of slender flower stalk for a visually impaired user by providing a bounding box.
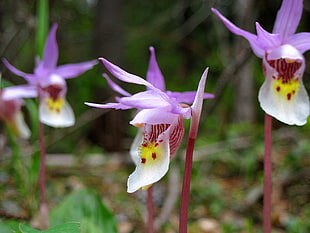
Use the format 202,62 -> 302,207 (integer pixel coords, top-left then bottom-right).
264,114 -> 272,233
36,1 -> 49,227
179,137 -> 195,233
38,119 -> 49,229
147,186 -> 154,233
179,68 -> 209,233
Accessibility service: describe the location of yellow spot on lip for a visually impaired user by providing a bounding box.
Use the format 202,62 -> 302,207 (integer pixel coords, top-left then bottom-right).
46,97 -> 64,113
139,141 -> 164,166
272,77 -> 299,101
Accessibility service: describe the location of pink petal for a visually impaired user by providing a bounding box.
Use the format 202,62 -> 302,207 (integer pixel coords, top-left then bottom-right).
146,46 -> 166,91
2,59 -> 36,83
85,102 -> 132,110
103,73 -> 131,97
211,8 -> 265,57
55,60 -> 98,79
100,58 -> 156,90
168,97 -> 192,118
272,0 -> 303,39
286,33 -> 310,54
2,85 -> 38,100
130,108 -> 178,126
166,91 -> 214,104
255,23 -> 282,50
42,24 -> 59,70
190,68 -> 208,138
119,90 -> 170,109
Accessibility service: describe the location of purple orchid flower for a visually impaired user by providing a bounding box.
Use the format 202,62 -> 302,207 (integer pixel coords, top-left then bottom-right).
3,23 -> 97,127
212,0 -> 310,125
0,86 -> 35,138
86,47 -> 214,193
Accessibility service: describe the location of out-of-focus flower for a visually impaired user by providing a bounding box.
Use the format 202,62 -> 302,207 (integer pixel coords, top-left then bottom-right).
86,47 -> 213,193
0,86 -> 35,138
3,23 -> 97,127
212,0 -> 310,125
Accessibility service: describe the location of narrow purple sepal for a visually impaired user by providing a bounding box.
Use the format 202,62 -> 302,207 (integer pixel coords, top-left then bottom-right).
85,102 -> 132,110
103,73 -> 131,97
119,90 -> 170,109
99,58 -> 156,90
167,91 -> 214,104
2,85 -> 38,100
211,8 -> 265,57
146,46 -> 165,91
272,0 -> 303,39
190,68 -> 209,138
42,23 -> 59,70
256,23 -> 282,50
2,59 -> 36,83
55,60 -> 98,79
130,108 -> 178,126
286,33 -> 310,54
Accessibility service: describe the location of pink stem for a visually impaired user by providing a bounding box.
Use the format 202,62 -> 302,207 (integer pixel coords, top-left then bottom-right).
39,121 -> 47,206
263,114 -> 272,233
147,186 -> 154,233
179,137 -> 195,233
38,116 -> 49,229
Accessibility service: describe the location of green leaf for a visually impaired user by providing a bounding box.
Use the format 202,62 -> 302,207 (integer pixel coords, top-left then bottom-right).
79,219 -> 102,233
19,224 -> 41,233
0,220 -> 21,233
50,189 -> 118,233
17,223 -> 80,233
0,223 -> 16,233
44,222 -> 80,233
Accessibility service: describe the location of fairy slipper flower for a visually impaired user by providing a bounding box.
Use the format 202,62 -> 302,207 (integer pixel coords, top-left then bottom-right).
3,23 -> 97,127
0,86 -> 36,138
86,47 -> 213,192
212,0 -> 310,125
